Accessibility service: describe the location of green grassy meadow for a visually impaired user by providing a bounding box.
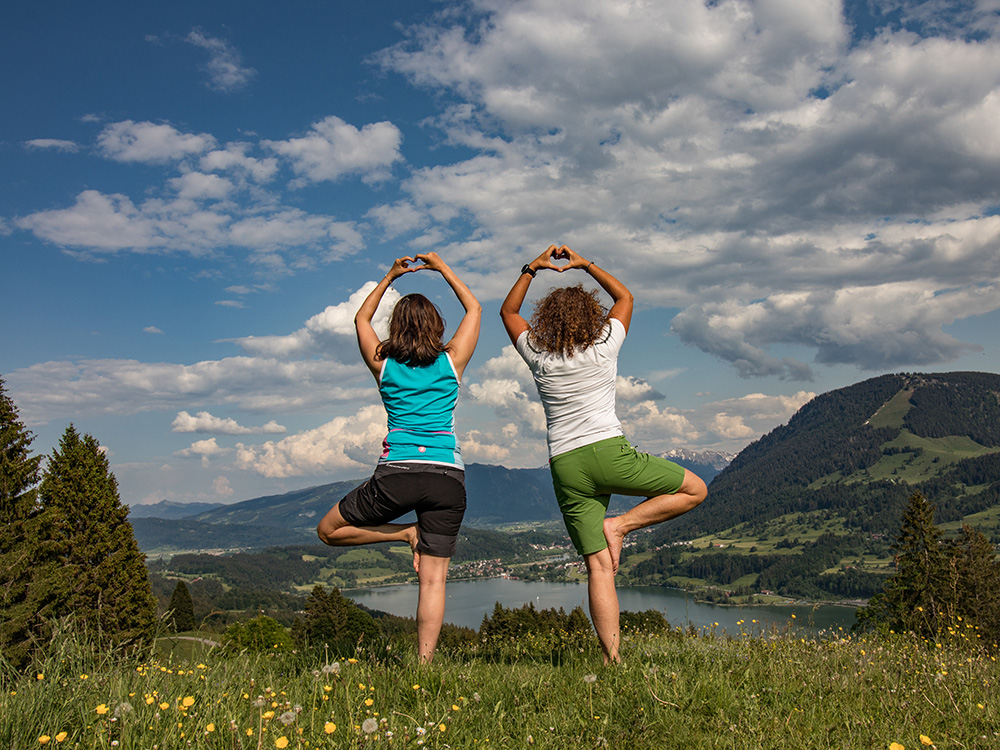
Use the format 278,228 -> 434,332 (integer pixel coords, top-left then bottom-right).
5,624 -> 998,750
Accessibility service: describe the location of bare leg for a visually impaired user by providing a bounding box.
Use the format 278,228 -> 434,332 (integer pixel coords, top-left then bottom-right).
317,502 -> 419,563
584,547 -> 620,664
603,469 -> 707,573
415,554 -> 450,663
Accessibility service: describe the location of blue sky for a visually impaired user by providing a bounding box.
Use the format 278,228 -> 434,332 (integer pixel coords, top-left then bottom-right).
4,0 -> 1000,506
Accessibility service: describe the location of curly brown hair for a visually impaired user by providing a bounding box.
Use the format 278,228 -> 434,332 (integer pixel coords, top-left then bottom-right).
528,284 -> 610,357
376,293 -> 446,367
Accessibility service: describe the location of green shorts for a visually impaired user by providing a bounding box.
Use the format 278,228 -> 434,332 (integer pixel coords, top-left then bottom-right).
549,436 -> 687,555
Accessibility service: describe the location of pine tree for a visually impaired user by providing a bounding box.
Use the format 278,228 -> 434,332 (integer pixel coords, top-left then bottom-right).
858,492 -> 949,638
39,425 -> 157,647
296,585 -> 380,650
0,377 -> 51,668
168,581 -> 196,633
952,524 -> 1000,647
0,377 -> 41,522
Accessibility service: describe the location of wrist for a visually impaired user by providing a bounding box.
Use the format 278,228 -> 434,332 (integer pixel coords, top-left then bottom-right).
521,263 -> 537,278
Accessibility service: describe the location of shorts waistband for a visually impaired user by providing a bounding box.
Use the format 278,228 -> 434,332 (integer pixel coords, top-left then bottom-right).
549,435 -> 630,462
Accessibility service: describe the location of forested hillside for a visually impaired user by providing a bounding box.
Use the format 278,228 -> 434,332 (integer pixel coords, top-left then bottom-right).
623,372 -> 1000,602
654,372 -> 1000,543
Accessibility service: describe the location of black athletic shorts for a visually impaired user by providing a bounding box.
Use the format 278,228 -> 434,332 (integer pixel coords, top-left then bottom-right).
337,462 -> 466,558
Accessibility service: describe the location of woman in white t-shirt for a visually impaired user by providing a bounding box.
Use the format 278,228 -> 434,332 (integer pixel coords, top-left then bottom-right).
500,245 -> 707,664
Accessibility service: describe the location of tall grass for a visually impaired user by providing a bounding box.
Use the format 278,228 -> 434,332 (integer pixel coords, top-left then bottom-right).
3,622 -> 997,749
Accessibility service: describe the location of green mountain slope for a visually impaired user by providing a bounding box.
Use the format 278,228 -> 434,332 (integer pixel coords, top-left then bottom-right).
654,371 -> 1000,544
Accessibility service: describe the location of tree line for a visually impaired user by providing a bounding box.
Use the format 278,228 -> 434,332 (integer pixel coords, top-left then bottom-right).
1,378 -> 156,669
857,492 -> 1000,647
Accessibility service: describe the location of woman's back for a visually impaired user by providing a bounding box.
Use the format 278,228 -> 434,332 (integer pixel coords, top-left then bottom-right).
516,318 -> 626,458
379,352 -> 462,467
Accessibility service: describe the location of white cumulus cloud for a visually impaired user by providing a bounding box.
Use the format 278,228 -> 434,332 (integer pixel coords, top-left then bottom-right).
97,120 -> 216,164
172,410 -> 287,435
265,116 -> 403,184
235,405 -> 387,478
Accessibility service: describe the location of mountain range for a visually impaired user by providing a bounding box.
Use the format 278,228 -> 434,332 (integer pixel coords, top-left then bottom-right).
130,451 -> 731,553
132,371 -> 1000,556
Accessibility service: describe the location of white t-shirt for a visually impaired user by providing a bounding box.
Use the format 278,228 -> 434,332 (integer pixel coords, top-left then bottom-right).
516,318 -> 626,459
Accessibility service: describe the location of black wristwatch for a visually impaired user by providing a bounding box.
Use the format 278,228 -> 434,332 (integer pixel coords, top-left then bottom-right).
520,264 -> 537,278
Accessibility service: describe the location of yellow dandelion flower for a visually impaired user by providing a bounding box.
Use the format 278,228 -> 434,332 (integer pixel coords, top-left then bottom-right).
889,743 -> 905,750
36,673 -> 44,680
452,704 -> 460,711
323,685 -> 332,692
38,736 -> 51,745
55,733 -> 67,744
159,702 -> 170,711
182,696 -> 195,708
412,684 -> 420,690
206,723 -> 216,733
247,728 -> 254,737
263,711 -> 275,720
79,674 -> 89,680
920,736 -> 932,746
96,704 -> 109,715
348,658 -> 358,664
364,698 -> 373,707
145,696 -> 155,705
978,703 -> 985,709
324,722 -> 336,734
275,737 -> 289,749
439,723 -> 447,732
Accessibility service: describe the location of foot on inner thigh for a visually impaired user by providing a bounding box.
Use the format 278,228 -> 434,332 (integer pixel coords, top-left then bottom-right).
407,525 -> 421,573
602,517 -> 626,574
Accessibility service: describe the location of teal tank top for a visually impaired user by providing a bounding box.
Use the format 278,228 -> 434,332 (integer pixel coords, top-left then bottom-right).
378,352 -> 463,468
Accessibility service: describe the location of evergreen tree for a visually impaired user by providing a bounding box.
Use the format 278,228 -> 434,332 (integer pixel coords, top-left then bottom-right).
0,378 -> 52,668
167,580 -> 196,632
952,524 -> 1000,647
296,585 -> 379,650
0,377 -> 41,522
39,425 -> 157,647
858,492 -> 949,637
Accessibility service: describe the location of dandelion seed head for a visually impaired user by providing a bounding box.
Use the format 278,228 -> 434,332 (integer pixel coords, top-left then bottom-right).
362,718 -> 378,734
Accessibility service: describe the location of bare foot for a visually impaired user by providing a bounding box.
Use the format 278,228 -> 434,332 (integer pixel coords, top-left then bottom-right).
407,525 -> 421,573
603,517 -> 625,574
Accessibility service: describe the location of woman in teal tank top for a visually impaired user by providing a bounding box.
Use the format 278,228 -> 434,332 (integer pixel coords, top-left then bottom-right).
317,252 -> 481,663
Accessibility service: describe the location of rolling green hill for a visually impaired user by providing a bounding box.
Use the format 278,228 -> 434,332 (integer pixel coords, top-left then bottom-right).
658,371 -> 1000,543
628,371 -> 1000,602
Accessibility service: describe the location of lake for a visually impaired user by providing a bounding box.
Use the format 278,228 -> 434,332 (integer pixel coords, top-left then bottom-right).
346,578 -> 858,636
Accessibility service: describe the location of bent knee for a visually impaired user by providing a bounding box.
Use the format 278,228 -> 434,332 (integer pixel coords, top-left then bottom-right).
684,471 -> 708,505
316,521 -> 333,545
317,503 -> 349,545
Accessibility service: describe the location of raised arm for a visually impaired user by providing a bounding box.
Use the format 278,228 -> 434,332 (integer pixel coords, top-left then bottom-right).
413,252 -> 482,380
355,257 -> 415,379
557,245 -> 634,332
500,245 -> 566,344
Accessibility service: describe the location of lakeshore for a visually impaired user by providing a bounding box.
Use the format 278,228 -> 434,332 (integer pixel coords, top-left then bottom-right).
346,577 -> 859,634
